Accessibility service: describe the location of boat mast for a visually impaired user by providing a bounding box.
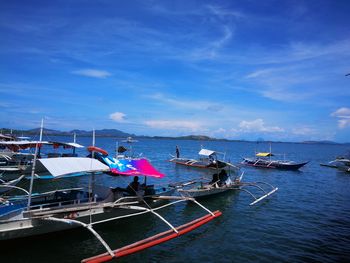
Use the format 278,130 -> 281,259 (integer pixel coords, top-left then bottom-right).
27,118 -> 43,209
115,141 -> 118,158
73,132 -> 76,155
91,129 -> 96,199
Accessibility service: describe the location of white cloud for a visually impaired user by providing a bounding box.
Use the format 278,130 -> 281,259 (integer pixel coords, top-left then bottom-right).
238,119 -> 284,133
331,107 -> 350,118
144,120 -> 203,131
72,69 -> 111,78
331,107 -> 350,128
338,119 -> 350,129
109,112 -> 126,122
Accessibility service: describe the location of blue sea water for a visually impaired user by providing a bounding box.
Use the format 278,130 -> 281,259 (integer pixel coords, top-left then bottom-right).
1,137 -> 350,263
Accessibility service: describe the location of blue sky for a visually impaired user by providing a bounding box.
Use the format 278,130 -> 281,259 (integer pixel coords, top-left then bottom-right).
1,0 -> 349,142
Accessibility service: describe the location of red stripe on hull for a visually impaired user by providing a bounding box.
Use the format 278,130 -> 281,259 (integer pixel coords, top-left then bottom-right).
81,210 -> 222,263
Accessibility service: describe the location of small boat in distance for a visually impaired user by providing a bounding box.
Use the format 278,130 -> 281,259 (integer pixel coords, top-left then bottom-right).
242,151 -> 308,170
122,136 -> 138,143
320,156 -> 350,172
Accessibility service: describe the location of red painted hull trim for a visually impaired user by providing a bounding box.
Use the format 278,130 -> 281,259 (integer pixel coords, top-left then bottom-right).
81,210 -> 222,263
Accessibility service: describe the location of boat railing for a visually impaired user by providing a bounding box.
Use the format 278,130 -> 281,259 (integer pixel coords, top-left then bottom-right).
28,196 -> 96,212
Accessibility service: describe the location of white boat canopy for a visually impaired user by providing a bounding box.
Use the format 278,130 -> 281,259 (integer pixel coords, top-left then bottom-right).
0,140 -> 51,145
50,141 -> 85,148
37,157 -> 109,177
0,141 -> 84,149
198,149 -> 216,156
0,134 -> 14,140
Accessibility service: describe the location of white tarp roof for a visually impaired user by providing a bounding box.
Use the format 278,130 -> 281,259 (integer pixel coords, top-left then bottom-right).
0,134 -> 14,140
50,141 -> 84,148
198,149 -> 216,156
0,140 -> 51,145
0,141 -> 84,148
37,157 -> 109,177
65,142 -> 84,148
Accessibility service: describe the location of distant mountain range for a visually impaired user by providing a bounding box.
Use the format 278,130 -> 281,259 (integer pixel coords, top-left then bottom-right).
301,140 -> 341,145
1,128 -> 349,144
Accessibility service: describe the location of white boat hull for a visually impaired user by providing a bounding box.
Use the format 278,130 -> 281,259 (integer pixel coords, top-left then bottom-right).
178,185 -> 240,198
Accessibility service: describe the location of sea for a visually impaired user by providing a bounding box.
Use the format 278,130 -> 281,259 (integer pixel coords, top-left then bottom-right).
1,137 -> 350,263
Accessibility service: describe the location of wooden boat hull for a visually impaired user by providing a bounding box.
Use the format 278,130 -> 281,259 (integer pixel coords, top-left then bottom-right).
0,186 -> 175,241
242,158 -> 308,170
0,198 -> 173,242
169,158 -> 227,170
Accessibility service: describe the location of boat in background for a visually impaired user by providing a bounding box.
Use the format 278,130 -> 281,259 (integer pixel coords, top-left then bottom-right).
320,156 -> 350,173
0,137 -> 84,180
0,174 -> 26,194
169,148 -> 238,172
172,168 -> 278,205
242,144 -> 308,170
122,136 -> 138,143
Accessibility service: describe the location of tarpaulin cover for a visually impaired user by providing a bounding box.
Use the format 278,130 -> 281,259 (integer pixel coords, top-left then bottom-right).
107,158 -> 164,178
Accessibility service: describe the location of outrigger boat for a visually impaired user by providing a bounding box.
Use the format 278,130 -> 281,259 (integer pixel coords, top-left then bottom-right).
0,124 -> 222,262
0,161 -> 222,263
0,137 -> 84,179
242,152 -> 308,170
169,148 -> 236,171
320,156 -> 350,172
172,168 -> 278,205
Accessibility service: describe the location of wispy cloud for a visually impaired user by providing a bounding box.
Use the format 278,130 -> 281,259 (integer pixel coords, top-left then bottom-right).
72,69 -> 111,79
238,119 -> 284,133
146,93 -> 223,112
188,26 -> 233,61
242,41 -> 350,103
331,107 -> 350,128
206,5 -> 245,20
144,120 -> 204,132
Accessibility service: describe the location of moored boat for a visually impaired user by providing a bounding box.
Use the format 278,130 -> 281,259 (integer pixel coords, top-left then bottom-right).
242,151 -> 308,170
169,148 -> 237,171
173,168 -> 278,205
321,156 -> 350,173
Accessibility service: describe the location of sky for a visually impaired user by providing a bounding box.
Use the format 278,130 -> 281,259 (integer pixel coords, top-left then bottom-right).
0,0 -> 349,142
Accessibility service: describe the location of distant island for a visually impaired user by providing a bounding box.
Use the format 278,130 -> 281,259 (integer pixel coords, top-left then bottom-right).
0,127 -> 349,145
0,128 -> 224,141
